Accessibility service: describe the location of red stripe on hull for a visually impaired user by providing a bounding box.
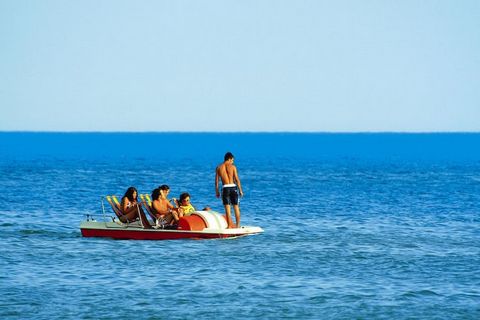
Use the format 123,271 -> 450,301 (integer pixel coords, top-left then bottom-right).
80,228 -> 245,240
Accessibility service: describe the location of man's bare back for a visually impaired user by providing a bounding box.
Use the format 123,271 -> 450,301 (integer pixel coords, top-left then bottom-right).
216,162 -> 236,185
215,160 -> 243,197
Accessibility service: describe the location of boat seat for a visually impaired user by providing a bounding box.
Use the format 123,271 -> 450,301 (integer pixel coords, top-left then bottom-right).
140,193 -> 152,207
140,194 -> 167,228
139,194 -> 156,221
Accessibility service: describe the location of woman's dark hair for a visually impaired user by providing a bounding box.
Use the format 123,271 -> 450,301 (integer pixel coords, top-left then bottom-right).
123,186 -> 138,201
151,188 -> 160,200
179,192 -> 190,204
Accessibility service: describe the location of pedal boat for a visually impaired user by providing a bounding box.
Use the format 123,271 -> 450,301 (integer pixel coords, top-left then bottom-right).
80,210 -> 264,240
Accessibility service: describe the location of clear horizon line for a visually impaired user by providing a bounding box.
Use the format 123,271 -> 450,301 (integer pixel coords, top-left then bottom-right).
0,130 -> 480,134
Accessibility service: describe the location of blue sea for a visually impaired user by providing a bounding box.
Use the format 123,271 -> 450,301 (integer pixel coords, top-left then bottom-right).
1,132 -> 479,319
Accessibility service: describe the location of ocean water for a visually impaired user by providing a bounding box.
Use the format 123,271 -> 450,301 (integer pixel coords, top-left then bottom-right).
0,132 -> 479,319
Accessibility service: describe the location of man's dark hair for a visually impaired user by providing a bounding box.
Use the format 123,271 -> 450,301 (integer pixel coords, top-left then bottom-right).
159,184 -> 170,191
151,188 -> 160,200
224,152 -> 234,161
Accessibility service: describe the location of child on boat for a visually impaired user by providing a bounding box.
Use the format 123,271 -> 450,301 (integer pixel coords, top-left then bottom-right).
176,192 -> 211,216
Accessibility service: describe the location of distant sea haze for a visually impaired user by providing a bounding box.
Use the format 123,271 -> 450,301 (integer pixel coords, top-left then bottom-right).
1,132 -> 479,162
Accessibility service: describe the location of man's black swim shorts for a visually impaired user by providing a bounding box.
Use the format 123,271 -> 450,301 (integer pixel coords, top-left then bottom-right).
222,186 -> 239,205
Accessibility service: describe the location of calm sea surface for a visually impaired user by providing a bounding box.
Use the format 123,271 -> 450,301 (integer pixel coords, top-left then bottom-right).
1,132 -> 479,319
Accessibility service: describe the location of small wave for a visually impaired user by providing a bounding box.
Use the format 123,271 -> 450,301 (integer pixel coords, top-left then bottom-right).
0,223 -> 15,227
470,176 -> 480,183
402,289 -> 440,297
19,229 -> 81,239
20,229 -> 50,235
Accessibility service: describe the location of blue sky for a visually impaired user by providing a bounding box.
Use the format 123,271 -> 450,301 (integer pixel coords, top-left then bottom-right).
1,0 -> 479,132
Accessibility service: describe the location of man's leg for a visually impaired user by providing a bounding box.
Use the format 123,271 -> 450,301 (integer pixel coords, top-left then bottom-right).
224,205 -> 233,228
233,205 -> 241,228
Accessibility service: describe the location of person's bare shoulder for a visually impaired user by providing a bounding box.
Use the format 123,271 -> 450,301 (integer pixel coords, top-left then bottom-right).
217,163 -> 227,172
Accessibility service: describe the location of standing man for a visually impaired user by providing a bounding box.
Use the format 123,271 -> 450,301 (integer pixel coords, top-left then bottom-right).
215,152 -> 243,228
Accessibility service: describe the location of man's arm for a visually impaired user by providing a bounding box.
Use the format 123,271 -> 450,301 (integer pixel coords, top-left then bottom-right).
215,167 -> 220,198
233,166 -> 243,196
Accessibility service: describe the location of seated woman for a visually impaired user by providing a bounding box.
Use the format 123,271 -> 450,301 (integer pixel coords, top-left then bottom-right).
177,192 -> 211,216
151,185 -> 183,226
120,186 -> 152,228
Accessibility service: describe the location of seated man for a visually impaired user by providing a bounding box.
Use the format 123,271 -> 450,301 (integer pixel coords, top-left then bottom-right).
151,185 -> 183,226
